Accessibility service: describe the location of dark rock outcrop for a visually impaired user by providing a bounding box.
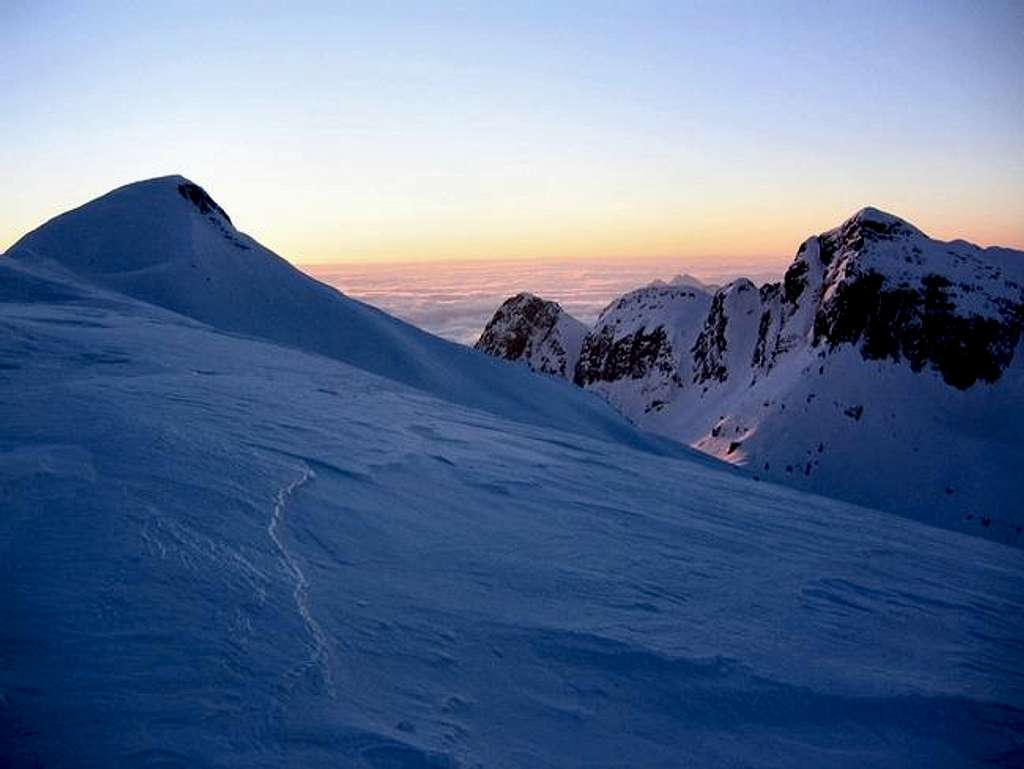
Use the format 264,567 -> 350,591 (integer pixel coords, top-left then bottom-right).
575,325 -> 677,386
806,210 -> 1024,389
475,293 -> 586,378
177,182 -> 232,224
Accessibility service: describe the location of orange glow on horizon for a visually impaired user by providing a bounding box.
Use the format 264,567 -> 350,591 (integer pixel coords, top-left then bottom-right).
2,178 -> 1021,269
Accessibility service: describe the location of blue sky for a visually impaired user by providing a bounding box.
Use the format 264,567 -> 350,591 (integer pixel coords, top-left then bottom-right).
2,0 -> 1022,262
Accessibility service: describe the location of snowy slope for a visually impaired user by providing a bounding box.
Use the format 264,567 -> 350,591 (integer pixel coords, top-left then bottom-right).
2,256 -> 1023,768
477,209 -> 1024,544
3,176 -> 667,453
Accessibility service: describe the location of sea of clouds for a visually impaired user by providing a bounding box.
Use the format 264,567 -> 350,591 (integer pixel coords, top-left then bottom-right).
310,257 -> 787,345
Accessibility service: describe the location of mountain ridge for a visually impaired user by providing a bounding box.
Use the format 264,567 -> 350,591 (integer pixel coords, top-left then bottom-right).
3,175 -> 692,458
476,207 -> 1024,543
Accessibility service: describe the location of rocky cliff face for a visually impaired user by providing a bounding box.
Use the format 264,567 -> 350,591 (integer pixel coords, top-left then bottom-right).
691,278 -> 769,386
806,209 -> 1024,389
684,207 -> 1024,392
573,284 -> 712,416
474,293 -> 588,378
475,208 -> 1024,544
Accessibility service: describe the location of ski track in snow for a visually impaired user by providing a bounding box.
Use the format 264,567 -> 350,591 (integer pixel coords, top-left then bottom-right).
267,464 -> 336,699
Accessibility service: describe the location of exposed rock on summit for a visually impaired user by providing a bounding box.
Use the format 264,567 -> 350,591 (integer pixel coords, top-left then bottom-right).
474,293 -> 587,378
177,181 -> 232,223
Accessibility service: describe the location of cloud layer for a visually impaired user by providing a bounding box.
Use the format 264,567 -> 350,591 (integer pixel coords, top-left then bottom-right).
310,257 -> 787,345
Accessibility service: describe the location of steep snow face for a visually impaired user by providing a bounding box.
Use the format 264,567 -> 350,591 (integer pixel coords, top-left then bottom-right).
3,176 -> 674,453
2,261 -> 1023,768
574,284 -> 712,417
476,209 -> 1024,544
474,292 -> 587,377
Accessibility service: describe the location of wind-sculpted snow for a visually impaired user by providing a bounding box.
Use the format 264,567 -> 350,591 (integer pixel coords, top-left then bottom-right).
1,257 -> 1023,768
476,208 -> 1024,544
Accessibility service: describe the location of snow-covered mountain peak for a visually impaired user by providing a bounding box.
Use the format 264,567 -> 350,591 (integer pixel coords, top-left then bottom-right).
6,174 -> 249,279
802,209 -> 1024,388
817,207 -> 921,268
669,272 -> 710,288
722,276 -> 756,294
783,207 -> 918,300
175,177 -> 234,224
784,208 -> 922,295
92,173 -> 234,226
845,205 -> 915,229
2,177 -> 676,451
593,282 -> 712,328
648,272 -> 717,292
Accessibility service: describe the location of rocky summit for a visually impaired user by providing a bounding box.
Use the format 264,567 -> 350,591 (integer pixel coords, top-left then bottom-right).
475,292 -> 588,378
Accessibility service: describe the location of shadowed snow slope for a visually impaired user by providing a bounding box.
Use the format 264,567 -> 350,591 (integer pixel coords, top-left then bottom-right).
1,226 -> 1023,767
3,176 -> 675,454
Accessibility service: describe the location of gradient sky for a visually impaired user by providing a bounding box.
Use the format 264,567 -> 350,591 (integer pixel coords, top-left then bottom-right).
2,0 -> 1022,264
